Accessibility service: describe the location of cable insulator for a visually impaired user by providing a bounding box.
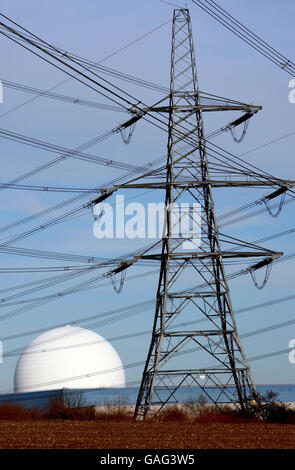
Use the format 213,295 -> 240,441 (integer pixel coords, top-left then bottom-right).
92,203 -> 104,221
263,192 -> 286,217
119,122 -> 136,144
111,270 -> 126,293
249,263 -> 272,290
229,118 -> 249,143
89,190 -> 114,207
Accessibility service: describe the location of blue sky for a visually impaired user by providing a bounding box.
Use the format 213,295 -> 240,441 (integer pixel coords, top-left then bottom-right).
0,0 -> 294,391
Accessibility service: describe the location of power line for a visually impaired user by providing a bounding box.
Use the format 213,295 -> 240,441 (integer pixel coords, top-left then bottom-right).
0,18 -> 170,119
238,130 -> 295,158
3,291 -> 295,359
0,5 -> 294,406
0,182 -> 99,193
1,10 -> 293,201
1,12 -> 290,207
0,126 -> 144,171
191,0 -> 295,77
0,328 -> 292,395
0,12 -> 265,148
1,78 -> 127,112
0,244 -> 293,337
0,223 -> 293,324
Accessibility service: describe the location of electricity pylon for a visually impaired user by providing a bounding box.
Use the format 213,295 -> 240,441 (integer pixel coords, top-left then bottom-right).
132,8 -> 284,418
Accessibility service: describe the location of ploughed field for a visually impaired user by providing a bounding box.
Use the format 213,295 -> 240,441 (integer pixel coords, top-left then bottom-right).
0,420 -> 295,449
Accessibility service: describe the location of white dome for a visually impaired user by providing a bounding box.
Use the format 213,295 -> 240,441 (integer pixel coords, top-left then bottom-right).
14,325 -> 125,392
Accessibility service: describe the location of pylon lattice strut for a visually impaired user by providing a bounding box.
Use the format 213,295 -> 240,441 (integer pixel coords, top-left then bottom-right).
134,8 -> 270,419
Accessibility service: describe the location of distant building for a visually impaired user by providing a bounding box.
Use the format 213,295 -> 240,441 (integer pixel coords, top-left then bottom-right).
14,325 -> 126,392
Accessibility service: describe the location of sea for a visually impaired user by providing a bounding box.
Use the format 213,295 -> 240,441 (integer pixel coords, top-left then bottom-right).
1,384 -> 295,409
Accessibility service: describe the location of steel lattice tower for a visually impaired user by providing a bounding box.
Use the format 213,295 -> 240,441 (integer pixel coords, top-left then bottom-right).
134,8 -> 273,418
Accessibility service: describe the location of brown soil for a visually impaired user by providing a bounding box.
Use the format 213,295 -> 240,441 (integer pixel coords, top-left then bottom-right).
0,420 -> 294,449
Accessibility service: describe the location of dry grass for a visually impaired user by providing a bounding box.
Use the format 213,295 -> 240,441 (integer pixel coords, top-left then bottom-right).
0,399 -> 294,424
193,410 -> 259,424
1,394 -> 295,448
95,398 -> 133,421
1,389 -> 295,430
155,405 -> 190,422
0,403 -> 42,420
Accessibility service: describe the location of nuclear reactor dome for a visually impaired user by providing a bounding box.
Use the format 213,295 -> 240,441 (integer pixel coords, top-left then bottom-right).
14,325 -> 125,393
